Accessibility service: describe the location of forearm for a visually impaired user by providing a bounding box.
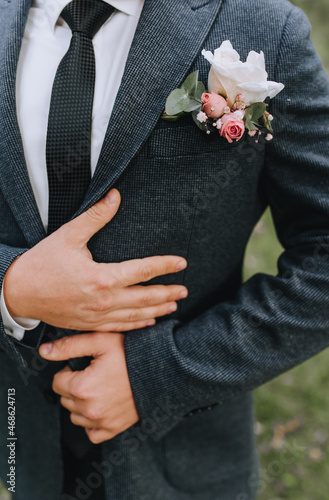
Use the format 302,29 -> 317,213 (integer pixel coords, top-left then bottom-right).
124,5 -> 329,440
125,242 -> 329,441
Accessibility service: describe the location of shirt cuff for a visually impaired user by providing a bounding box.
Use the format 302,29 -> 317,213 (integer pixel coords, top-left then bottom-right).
0,287 -> 40,341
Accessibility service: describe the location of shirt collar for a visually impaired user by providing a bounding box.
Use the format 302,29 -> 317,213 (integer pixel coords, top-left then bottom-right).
32,0 -> 144,32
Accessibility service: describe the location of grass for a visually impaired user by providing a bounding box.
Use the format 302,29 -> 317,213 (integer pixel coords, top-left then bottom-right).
245,209 -> 329,500
291,0 -> 329,70
247,2 -> 329,497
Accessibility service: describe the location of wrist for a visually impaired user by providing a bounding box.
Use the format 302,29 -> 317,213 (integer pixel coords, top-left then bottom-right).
3,254 -> 32,318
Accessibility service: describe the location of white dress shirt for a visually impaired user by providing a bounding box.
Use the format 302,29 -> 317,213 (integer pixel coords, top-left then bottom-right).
1,0 -> 144,340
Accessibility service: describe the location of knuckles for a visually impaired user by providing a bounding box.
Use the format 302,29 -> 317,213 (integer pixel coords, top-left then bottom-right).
70,378 -> 92,400
138,291 -> 152,307
86,428 -> 115,444
58,335 -> 74,356
127,309 -> 142,322
83,405 -> 102,421
86,430 -> 103,444
140,263 -> 153,282
89,300 -> 109,313
86,266 -> 116,295
85,203 -> 106,222
70,413 -> 80,426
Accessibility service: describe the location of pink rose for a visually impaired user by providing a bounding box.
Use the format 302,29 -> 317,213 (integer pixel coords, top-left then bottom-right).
220,112 -> 245,143
201,92 -> 227,119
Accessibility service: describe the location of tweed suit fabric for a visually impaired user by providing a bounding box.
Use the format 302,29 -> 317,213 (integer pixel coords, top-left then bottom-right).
1,0 -> 329,498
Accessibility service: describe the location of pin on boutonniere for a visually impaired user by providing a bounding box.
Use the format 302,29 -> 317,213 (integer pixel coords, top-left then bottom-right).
162,41 -> 284,144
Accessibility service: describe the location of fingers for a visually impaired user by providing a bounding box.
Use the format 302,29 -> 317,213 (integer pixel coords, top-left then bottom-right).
61,398 -> 102,429
89,284 -> 189,331
60,398 -> 99,428
67,413 -> 116,443
85,428 -> 113,444
104,301 -> 177,323
52,366 -> 75,398
39,333 -> 103,361
96,320 -> 156,332
70,413 -> 96,429
62,189 -> 121,245
110,255 -> 187,288
111,284 -> 188,309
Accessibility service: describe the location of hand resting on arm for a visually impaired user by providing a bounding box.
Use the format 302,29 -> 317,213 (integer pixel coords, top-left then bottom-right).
3,189 -> 188,333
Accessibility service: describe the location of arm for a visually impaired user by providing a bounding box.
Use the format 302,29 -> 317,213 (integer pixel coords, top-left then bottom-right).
123,6 -> 329,440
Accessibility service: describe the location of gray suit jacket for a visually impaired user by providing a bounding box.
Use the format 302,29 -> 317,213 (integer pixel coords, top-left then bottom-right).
1,0 -> 329,498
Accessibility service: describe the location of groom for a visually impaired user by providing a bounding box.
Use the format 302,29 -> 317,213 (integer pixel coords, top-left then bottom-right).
1,0 -> 329,499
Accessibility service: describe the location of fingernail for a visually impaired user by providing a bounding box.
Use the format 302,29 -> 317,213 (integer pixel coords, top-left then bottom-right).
179,289 -> 188,299
40,342 -> 53,356
169,303 -> 177,312
105,189 -> 118,205
176,260 -> 187,271
147,320 -> 156,326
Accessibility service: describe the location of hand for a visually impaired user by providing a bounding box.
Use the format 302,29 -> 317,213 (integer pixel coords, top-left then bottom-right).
39,332 -> 139,443
4,189 -> 188,332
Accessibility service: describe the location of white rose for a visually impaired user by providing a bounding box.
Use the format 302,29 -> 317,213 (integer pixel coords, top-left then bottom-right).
202,41 -> 284,107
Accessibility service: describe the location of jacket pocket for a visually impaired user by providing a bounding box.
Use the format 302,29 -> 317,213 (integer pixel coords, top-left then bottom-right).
146,122 -> 246,159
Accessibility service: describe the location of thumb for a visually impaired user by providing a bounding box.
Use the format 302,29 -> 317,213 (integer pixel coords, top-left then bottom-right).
64,189 -> 121,244
39,334 -> 103,361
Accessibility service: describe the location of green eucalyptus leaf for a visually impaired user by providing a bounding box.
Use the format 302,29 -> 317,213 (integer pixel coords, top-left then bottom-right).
184,100 -> 202,113
165,88 -> 190,115
244,106 -> 260,131
181,70 -> 199,96
244,118 -> 259,131
195,80 -> 206,101
247,102 -> 266,121
165,72 -> 205,116
259,113 -> 274,133
244,107 -> 253,120
182,76 -> 205,113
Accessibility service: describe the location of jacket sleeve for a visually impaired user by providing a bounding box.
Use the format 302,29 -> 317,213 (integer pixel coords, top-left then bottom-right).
124,6 -> 329,440
0,243 -> 47,366
0,244 -> 29,364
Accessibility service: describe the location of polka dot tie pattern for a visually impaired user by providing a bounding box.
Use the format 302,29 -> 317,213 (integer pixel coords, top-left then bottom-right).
46,0 -> 114,235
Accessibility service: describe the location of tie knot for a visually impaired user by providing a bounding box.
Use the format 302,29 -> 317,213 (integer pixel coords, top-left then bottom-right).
61,0 -> 114,39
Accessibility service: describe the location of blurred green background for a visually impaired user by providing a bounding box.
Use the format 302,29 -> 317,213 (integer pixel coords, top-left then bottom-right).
246,1 -> 329,498
1,1 -> 329,499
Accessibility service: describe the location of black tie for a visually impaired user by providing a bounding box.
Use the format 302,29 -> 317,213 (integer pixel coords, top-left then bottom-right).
46,0 -> 115,234
45,0 -> 114,372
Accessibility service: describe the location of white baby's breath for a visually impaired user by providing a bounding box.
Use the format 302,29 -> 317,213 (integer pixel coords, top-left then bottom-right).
215,119 -> 223,130
233,110 -> 245,121
196,111 -> 208,123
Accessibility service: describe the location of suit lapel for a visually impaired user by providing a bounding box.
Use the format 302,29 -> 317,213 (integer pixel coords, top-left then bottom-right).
0,0 -> 46,247
0,0 -> 223,245
78,0 -> 223,215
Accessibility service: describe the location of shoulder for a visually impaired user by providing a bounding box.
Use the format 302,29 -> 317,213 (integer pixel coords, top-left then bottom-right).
216,0 -> 306,26
204,0 -> 311,76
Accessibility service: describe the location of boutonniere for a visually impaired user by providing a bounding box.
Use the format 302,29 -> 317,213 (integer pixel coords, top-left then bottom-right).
162,41 -> 284,144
